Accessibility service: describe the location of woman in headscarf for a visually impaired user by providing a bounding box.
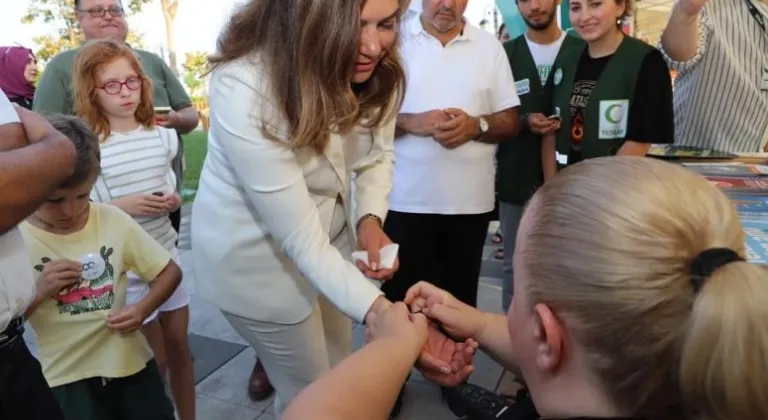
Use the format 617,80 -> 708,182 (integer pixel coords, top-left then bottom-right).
0,46 -> 38,109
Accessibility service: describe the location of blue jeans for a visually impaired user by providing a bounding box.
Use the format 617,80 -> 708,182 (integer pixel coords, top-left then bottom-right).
499,202 -> 524,313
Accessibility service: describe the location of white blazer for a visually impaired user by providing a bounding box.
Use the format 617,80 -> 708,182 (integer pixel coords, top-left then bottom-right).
190,56 -> 393,324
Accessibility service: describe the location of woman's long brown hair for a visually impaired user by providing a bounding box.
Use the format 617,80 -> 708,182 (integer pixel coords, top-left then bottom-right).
73,39 -> 155,141
209,0 -> 407,153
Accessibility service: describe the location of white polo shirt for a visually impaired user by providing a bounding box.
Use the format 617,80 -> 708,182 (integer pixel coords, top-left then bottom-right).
0,90 -> 36,332
390,17 -> 520,215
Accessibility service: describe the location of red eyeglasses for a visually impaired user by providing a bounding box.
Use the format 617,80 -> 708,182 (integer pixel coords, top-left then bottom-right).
100,77 -> 142,95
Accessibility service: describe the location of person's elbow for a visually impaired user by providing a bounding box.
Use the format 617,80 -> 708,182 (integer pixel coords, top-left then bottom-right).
157,259 -> 183,290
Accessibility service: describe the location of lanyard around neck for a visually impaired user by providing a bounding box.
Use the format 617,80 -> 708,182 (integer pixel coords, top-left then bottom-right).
745,0 -> 767,34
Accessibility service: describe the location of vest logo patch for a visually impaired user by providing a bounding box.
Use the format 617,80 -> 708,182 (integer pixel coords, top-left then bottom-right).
515,79 -> 531,96
554,68 -> 563,86
598,99 -> 629,139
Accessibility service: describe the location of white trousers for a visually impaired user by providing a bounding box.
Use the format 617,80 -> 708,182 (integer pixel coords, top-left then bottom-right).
222,294 -> 352,417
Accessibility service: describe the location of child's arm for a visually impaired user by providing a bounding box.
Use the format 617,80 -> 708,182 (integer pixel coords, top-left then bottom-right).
106,260 -> 181,333
25,259 -> 82,317
111,193 -> 172,217
103,206 -> 181,333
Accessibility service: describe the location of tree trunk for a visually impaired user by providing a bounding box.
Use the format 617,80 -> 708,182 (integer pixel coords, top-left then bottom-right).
68,24 -> 77,45
161,0 -> 179,75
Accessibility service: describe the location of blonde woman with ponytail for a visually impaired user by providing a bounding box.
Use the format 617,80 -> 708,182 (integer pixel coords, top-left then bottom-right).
285,156 -> 768,420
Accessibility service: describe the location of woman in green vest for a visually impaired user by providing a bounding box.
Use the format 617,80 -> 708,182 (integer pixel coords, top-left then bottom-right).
539,0 -> 675,180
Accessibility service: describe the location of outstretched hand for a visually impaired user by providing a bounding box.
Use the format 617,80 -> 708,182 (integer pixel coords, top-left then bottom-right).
416,324 -> 478,387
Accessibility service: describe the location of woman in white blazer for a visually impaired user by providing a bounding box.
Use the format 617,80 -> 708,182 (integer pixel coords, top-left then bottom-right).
190,0 -> 475,415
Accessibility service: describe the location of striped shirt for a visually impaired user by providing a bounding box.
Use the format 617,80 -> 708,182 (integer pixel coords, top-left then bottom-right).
659,0 -> 768,153
90,126 -> 178,251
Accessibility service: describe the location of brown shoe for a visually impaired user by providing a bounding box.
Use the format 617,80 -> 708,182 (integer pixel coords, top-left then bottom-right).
248,358 -> 274,401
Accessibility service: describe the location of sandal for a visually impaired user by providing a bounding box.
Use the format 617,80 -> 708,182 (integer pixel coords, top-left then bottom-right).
492,228 -> 503,244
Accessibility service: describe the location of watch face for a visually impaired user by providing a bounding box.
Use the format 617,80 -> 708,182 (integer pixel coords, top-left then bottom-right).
480,118 -> 489,132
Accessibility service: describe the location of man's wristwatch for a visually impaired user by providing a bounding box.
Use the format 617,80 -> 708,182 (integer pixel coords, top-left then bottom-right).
521,113 -> 531,130
477,117 -> 489,138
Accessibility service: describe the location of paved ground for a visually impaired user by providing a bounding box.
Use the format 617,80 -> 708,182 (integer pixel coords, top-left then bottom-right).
26,206 -> 514,419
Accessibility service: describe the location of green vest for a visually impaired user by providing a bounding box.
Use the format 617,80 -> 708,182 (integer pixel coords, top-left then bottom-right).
496,34 -> 585,205
550,36 -> 653,162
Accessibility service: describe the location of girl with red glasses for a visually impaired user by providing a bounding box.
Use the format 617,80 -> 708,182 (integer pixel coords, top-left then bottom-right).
72,38 -> 196,420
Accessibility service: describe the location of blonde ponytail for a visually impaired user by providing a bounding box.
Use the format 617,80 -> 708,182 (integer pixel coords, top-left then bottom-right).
522,156 -> 768,418
680,261 -> 768,420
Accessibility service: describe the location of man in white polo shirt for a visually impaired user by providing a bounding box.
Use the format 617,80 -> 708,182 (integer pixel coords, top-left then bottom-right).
0,90 -> 76,419
382,0 -> 521,310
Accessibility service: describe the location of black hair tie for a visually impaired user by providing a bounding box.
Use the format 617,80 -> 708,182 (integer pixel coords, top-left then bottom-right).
690,248 -> 743,293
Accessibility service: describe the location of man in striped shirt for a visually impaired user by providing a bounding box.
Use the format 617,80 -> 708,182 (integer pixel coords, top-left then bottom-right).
660,0 -> 768,153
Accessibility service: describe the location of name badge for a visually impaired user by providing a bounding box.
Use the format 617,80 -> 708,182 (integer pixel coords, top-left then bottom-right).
515,78 -> 531,96
762,66 -> 768,91
598,99 -> 629,139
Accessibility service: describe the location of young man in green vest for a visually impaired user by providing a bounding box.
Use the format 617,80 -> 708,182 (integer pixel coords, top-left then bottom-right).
497,0 -> 583,312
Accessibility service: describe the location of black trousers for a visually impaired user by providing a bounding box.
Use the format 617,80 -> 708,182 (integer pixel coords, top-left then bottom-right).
381,211 -> 490,307
0,335 -> 64,420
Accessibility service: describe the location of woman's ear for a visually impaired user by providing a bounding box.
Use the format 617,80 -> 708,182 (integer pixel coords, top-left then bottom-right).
616,0 -> 627,22
532,303 -> 566,373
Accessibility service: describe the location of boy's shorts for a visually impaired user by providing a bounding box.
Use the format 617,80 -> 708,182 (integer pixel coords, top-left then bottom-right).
125,247 -> 189,325
50,360 -> 174,420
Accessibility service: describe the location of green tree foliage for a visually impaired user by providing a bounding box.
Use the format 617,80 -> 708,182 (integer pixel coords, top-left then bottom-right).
181,51 -> 207,98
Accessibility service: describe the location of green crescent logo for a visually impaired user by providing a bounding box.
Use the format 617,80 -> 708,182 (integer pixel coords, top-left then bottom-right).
604,104 -> 624,124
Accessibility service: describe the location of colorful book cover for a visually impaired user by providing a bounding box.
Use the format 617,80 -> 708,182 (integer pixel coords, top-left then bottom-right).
741,214 -> 768,264
706,176 -> 768,193
730,195 -> 768,212
683,162 -> 768,176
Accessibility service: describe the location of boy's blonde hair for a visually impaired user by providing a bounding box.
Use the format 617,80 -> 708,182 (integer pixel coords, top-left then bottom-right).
523,156 -> 768,419
72,39 -> 155,140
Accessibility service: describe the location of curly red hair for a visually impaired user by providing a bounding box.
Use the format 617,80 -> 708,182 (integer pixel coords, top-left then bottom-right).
73,39 -> 155,140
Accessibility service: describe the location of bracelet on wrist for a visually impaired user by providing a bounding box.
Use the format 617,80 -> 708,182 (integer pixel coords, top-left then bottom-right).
356,213 -> 383,231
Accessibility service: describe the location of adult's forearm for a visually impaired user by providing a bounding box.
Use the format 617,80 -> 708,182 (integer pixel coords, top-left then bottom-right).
396,113 -> 421,137
0,124 -> 28,152
475,312 -> 520,373
617,141 -> 652,157
283,337 -> 420,420
660,4 -> 700,62
541,134 -> 557,182
0,133 -> 76,233
174,106 -> 200,134
479,108 -> 521,144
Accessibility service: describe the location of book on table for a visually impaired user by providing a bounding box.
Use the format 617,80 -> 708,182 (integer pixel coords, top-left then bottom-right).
705,176 -> 768,194
682,162 -> 768,176
741,212 -> 768,263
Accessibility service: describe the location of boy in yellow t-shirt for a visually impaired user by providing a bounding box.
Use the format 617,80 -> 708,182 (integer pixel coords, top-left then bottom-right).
19,115 -> 182,420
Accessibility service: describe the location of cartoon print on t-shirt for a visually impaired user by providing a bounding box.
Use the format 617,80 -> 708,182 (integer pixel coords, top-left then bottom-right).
34,246 -> 116,315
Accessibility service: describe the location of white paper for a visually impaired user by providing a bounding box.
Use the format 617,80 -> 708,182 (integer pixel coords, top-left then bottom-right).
352,244 -> 399,270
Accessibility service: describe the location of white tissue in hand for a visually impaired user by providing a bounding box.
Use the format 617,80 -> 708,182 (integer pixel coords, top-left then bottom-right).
351,244 -> 399,270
